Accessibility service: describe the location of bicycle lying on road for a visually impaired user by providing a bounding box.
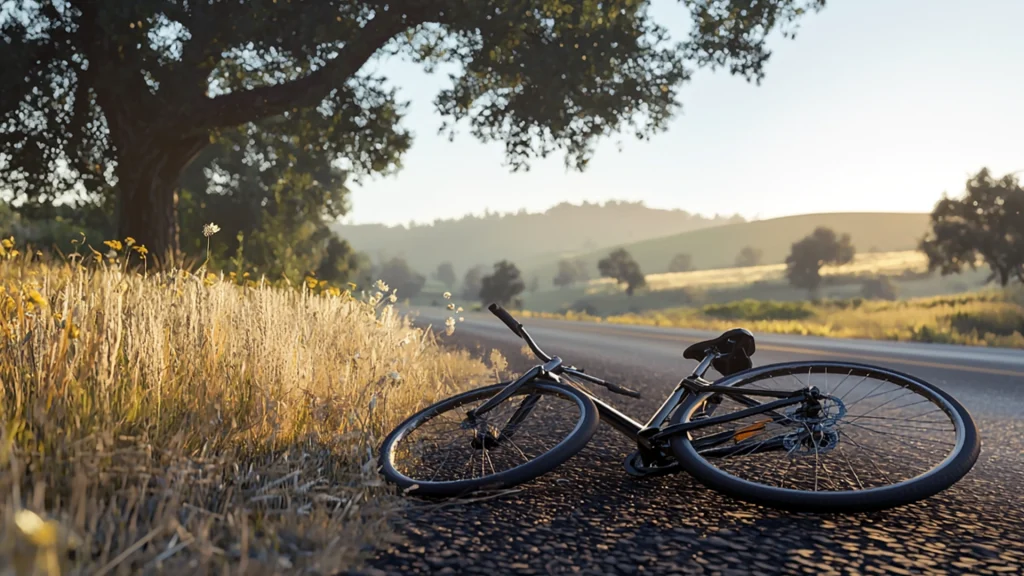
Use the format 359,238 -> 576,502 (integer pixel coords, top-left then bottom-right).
379,304 -> 980,512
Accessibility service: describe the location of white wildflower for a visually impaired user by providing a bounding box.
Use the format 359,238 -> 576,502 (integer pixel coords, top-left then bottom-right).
375,279 -> 390,292
443,291 -> 451,299
388,293 -> 398,303
447,303 -> 455,310
202,222 -> 221,237
456,306 -> 463,313
444,316 -> 456,335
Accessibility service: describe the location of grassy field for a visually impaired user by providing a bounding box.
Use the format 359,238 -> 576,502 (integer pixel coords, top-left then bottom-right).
516,290 -> 1024,349
0,241 -> 489,574
518,250 -> 990,316
524,212 -> 931,283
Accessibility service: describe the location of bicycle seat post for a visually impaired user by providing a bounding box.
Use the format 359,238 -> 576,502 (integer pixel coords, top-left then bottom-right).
689,352 -> 717,380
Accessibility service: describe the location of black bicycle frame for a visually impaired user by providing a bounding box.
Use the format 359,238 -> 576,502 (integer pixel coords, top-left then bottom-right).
474,305 -> 811,453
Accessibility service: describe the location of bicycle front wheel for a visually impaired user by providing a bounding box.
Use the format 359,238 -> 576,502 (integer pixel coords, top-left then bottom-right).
379,379 -> 599,497
669,361 -> 980,513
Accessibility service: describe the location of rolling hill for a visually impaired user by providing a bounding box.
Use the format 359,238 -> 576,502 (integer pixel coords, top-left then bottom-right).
333,200 -> 743,278
523,212 -> 932,286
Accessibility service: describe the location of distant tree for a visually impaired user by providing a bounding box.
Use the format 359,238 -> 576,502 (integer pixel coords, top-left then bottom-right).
785,227 -> 855,294
598,248 -> 646,296
667,253 -> 693,273
480,260 -> 525,306
527,276 -> 540,294
920,168 -> 1024,286
861,276 -> 899,301
553,258 -> 590,288
435,262 -> 457,290
461,265 -> 486,301
735,246 -> 764,268
377,257 -> 426,300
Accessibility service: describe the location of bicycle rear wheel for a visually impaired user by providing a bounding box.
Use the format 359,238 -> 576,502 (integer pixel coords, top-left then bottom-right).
379,379 -> 599,497
669,361 -> 980,513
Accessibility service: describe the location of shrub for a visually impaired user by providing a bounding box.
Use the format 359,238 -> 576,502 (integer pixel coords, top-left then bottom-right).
949,310 -> 1024,337
701,299 -> 815,321
861,276 -> 899,300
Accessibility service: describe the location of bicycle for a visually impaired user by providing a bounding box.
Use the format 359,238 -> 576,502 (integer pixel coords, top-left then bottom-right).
379,304 -> 980,512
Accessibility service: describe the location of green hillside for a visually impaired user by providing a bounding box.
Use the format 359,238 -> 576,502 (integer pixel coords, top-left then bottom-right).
333,200 -> 743,278
525,212 -> 931,284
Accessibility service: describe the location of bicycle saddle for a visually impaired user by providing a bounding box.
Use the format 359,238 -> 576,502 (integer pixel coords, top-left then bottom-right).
683,328 -> 756,375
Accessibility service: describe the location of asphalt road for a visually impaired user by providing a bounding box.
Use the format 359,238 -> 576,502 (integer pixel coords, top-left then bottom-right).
354,308 -> 1024,576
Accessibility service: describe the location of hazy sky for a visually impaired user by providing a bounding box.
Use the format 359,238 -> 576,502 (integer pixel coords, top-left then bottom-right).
345,0 -> 1024,227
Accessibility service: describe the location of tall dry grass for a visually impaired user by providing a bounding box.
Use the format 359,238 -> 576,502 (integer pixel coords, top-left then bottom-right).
0,242 -> 485,575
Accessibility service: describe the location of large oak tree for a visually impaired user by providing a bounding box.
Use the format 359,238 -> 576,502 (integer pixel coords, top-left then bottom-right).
920,168 -> 1024,286
2,0 -> 825,260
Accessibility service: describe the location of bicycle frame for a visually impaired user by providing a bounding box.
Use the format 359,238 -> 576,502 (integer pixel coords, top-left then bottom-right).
471,305 -> 812,455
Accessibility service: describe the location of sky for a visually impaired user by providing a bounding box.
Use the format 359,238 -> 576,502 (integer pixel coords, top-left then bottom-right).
344,0 -> 1024,227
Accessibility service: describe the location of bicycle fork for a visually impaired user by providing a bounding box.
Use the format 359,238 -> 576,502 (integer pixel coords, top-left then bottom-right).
465,357 -> 564,448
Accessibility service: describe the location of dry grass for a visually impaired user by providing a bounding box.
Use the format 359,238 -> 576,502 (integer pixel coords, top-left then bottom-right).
0,243 -> 486,575
583,250 -> 930,293
518,290 -> 1024,349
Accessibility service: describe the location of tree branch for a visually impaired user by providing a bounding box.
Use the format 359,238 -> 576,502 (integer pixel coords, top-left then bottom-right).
192,11 -> 432,131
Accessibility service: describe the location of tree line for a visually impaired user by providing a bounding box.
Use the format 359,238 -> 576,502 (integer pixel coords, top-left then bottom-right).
467,166 -> 1023,305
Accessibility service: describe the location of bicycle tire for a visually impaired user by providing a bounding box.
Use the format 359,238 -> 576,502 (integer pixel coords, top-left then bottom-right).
669,361 -> 980,513
379,379 -> 599,497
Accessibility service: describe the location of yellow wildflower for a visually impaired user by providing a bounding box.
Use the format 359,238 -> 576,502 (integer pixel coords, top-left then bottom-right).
27,289 -> 46,308
305,275 -> 318,289
103,239 -> 122,251
132,244 -> 149,256
1,237 -> 13,249
124,236 -> 136,246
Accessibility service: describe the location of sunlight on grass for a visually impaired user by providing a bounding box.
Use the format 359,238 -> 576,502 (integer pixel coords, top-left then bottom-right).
518,290 -> 1024,349
0,239 -> 486,574
639,250 -> 929,292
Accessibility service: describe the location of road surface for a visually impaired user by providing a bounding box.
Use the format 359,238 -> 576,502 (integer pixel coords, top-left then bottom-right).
354,308 -> 1024,575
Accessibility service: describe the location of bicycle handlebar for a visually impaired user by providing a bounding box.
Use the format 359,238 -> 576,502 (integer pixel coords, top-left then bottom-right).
487,303 -> 523,337
488,303 -> 641,398
488,303 -> 552,362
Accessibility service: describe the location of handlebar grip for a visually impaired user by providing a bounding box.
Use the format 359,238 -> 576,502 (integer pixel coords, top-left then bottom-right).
606,382 -> 643,399
488,303 -> 523,338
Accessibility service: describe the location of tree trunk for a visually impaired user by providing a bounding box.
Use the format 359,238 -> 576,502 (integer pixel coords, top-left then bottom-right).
115,137 -> 207,265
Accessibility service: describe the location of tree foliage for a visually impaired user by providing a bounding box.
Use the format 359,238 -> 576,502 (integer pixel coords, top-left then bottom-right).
176,117 -> 367,283
784,227 -> 855,294
461,265 -> 486,301
598,248 -> 646,296
668,252 -> 693,273
2,0 -> 827,259
919,168 -> 1024,286
479,260 -> 525,306
377,257 -> 426,300
553,258 -> 589,288
435,262 -> 457,290
735,246 -> 763,267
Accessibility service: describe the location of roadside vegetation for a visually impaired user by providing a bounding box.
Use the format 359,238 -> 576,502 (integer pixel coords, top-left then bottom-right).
517,290 -> 1024,349
0,237 -> 485,574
